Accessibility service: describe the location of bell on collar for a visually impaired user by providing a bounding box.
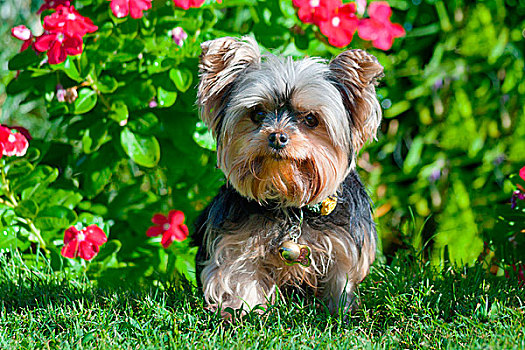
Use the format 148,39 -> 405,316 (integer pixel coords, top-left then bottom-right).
279,241 -> 311,267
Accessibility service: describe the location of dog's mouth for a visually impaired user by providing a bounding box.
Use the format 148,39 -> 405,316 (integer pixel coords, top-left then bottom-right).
267,149 -> 289,160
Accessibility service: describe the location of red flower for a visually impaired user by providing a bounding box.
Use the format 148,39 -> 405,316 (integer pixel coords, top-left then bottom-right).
43,5 -> 98,37
34,31 -> 83,65
357,1 -> 405,50
109,0 -> 152,19
11,25 -> 34,52
172,0 -> 205,10
519,166 -> 525,182
0,125 -> 29,158
37,0 -> 71,14
146,210 -> 189,248
293,0 -> 341,25
318,3 -> 359,48
61,224 -> 108,260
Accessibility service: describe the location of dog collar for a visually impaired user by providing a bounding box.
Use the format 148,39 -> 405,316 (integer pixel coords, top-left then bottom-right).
306,196 -> 338,216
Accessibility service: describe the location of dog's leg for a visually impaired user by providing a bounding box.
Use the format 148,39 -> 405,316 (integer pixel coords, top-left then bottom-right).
201,233 -> 275,313
323,229 -> 376,314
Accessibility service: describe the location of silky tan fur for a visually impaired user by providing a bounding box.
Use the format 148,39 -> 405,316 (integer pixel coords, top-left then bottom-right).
195,37 -> 383,314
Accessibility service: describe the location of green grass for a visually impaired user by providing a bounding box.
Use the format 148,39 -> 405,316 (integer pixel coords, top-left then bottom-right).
1,252 -> 524,349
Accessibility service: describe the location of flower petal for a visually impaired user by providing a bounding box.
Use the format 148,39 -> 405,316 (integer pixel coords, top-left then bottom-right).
78,241 -> 99,260
2,131 -> 29,157
168,210 -> 185,226
357,18 -> 380,41
61,239 -> 79,258
161,230 -> 175,248
172,0 -> 190,10
388,22 -> 406,38
110,0 -> 130,18
129,0 -> 152,19
11,25 -> 32,41
171,224 -> 189,242
373,33 -> 394,50
146,225 -> 165,237
151,213 -> 168,225
48,40 -> 67,65
84,224 -> 107,246
519,166 -> 525,182
63,34 -> 83,56
63,226 -> 80,244
368,1 -> 392,21
34,33 -> 56,53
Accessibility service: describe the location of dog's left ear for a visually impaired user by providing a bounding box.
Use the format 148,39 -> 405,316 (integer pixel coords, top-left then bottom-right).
329,49 -> 384,151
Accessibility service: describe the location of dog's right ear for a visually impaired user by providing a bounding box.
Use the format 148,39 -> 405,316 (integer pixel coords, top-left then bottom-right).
197,36 -> 261,136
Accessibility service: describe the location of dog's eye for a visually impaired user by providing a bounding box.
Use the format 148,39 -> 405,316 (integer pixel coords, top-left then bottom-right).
303,114 -> 319,128
250,110 -> 266,124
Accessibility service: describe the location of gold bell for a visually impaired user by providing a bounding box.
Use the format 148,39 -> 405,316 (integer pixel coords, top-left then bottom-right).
278,241 -> 311,267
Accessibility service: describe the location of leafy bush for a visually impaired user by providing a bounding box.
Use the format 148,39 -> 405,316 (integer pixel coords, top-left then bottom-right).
1,0 -> 524,288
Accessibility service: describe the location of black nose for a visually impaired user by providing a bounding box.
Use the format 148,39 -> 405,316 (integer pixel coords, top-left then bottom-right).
268,132 -> 289,150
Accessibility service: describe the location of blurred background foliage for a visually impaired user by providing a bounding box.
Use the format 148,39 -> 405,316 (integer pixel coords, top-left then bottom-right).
1,0 -> 524,286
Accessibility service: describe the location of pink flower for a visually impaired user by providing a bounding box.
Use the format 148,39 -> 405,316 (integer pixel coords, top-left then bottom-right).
0,125 -> 29,158
172,0 -> 205,10
61,225 -> 108,260
109,0 -> 152,19
37,0 -> 71,14
519,166 -> 525,182
11,25 -> 34,52
43,5 -> 98,37
357,1 -> 405,50
293,0 -> 341,25
146,210 -> 189,248
34,31 -> 83,65
169,27 -> 187,46
318,3 -> 359,48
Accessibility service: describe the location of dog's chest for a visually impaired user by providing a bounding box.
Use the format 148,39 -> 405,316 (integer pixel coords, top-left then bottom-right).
219,212 -> 345,287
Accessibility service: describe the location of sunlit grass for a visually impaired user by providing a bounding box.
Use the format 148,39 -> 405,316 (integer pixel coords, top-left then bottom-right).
1,252 -> 524,349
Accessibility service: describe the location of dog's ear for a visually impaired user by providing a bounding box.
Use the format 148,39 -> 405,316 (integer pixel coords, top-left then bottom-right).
329,49 -> 384,151
197,36 -> 261,136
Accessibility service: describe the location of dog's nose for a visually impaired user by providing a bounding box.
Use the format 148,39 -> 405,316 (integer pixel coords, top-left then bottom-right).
268,132 -> 289,149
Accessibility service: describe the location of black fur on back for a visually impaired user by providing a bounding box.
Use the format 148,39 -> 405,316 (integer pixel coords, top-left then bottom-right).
192,170 -> 376,289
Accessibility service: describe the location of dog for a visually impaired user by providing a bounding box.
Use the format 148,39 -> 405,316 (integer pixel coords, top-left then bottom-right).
193,36 -> 383,315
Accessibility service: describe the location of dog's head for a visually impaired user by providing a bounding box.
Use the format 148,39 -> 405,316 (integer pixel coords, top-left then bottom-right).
197,37 -> 383,207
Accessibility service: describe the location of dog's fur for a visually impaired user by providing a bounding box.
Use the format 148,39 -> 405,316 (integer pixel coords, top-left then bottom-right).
193,37 -> 383,313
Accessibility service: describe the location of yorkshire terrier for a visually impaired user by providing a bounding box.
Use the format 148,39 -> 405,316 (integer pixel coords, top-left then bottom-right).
193,36 -> 383,315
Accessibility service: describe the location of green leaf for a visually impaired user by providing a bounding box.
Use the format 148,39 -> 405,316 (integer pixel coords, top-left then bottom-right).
11,166 -> 59,194
0,227 -> 19,250
96,239 -> 121,261
96,75 -> 119,93
82,124 -> 110,154
294,33 -> 309,51
169,68 -> 193,93
74,88 -> 98,114
385,101 -> 411,119
15,199 -> 39,219
128,113 -> 158,134
35,206 -> 77,231
55,57 -> 82,82
6,161 -> 34,178
109,101 -> 129,124
120,127 -> 160,168
84,167 -> 112,198
193,121 -> 216,151
157,87 -> 177,108
8,49 -> 40,70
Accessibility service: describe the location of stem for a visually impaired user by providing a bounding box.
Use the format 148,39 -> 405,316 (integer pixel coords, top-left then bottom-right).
86,74 -> 112,110
0,163 -> 47,251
